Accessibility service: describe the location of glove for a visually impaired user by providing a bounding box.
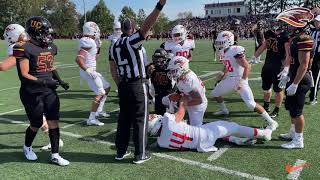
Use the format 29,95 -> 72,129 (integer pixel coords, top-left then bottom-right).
86,68 -> 98,79
286,83 -> 298,96
60,81 -> 70,90
250,56 -> 257,64
38,79 -> 59,89
277,66 -> 289,80
278,76 -> 290,89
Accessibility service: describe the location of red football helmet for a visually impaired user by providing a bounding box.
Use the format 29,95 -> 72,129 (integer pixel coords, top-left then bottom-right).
276,7 -> 314,28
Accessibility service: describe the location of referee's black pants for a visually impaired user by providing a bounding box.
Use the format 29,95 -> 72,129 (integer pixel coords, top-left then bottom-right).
116,80 -> 149,157
309,59 -> 320,102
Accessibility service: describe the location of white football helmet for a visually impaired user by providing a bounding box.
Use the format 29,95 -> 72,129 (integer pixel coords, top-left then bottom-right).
3,24 -> 28,45
215,31 -> 235,50
171,25 -> 187,43
148,114 -> 163,136
83,21 -> 101,39
167,56 -> 190,81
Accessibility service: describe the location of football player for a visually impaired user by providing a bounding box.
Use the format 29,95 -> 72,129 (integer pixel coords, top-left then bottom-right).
164,25 -> 195,60
211,31 -> 278,131
146,49 -> 173,115
148,97 -> 272,151
13,16 -> 69,166
251,22 -> 291,118
276,7 -> 314,149
1,24 -> 66,151
76,21 -> 111,126
165,56 -> 207,126
108,21 -> 122,43
250,21 -> 265,64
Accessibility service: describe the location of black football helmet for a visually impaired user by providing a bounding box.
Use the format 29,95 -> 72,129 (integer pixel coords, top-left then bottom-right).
152,48 -> 169,70
26,16 -> 53,46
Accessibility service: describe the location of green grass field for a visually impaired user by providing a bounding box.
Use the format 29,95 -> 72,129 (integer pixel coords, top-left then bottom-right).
0,39 -> 319,180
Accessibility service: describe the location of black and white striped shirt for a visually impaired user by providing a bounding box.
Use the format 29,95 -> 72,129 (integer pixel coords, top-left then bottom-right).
312,30 -> 320,58
109,30 -> 146,79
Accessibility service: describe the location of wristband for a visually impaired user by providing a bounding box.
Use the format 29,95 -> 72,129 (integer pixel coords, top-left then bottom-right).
156,2 -> 163,11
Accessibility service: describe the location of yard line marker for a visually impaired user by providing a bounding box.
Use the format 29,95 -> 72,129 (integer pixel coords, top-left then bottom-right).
153,153 -> 270,180
0,108 -> 24,116
199,71 -> 220,78
101,129 -> 117,137
287,159 -> 307,180
0,116 -> 271,180
61,108 -> 120,129
207,145 -> 231,161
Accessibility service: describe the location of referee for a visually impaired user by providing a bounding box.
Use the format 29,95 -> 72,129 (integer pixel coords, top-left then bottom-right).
109,0 -> 166,164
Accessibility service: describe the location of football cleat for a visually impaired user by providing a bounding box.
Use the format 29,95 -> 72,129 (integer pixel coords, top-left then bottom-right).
266,121 -> 278,131
115,151 -> 131,161
133,153 -> 151,164
23,145 -> 38,161
40,139 -> 64,151
51,154 -> 70,166
270,110 -> 279,118
279,132 -> 294,140
281,139 -> 304,149
310,100 -> 318,106
262,129 -> 272,141
213,109 -> 229,116
87,118 -> 104,126
96,111 -> 110,118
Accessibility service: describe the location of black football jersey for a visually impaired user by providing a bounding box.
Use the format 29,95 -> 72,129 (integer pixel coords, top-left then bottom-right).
264,30 -> 289,68
148,64 -> 172,95
13,41 -> 58,92
289,33 -> 313,80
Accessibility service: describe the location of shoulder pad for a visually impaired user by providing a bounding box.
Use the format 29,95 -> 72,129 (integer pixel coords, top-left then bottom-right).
80,37 -> 95,49
232,46 -> 245,54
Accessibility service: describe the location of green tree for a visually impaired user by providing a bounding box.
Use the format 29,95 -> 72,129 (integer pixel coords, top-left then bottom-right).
119,6 -> 136,22
177,11 -> 193,19
137,9 -> 146,28
88,0 -> 114,33
153,12 -> 170,35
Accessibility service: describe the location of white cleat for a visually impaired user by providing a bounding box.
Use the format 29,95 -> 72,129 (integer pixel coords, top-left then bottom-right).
310,100 -> 318,106
266,121 -> 279,131
96,111 -> 110,118
213,109 -> 229,116
281,139 -> 304,149
51,154 -> 70,166
279,132 -> 294,140
23,145 -> 38,161
87,118 -> 104,126
40,139 -> 64,151
262,129 -> 272,141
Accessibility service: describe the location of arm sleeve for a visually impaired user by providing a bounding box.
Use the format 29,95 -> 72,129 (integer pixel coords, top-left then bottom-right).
129,30 -> 145,49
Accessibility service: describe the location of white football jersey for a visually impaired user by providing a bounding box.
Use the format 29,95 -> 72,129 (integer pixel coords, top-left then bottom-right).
7,44 -> 15,56
221,45 -> 245,77
177,71 -> 207,104
164,39 -> 195,58
79,37 -> 98,68
108,32 -> 122,43
157,113 -> 217,152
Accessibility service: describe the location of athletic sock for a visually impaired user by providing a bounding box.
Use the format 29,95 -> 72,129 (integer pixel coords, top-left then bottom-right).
294,132 -> 303,141
97,95 -> 107,113
25,127 -> 38,147
261,111 -> 275,124
263,101 -> 270,110
49,128 -> 60,154
273,107 -> 280,113
89,112 -> 96,119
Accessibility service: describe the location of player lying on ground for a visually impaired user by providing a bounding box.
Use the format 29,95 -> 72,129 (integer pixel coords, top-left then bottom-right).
76,21 -> 111,126
211,31 -> 278,131
1,23 -> 66,151
166,56 -> 207,126
148,96 -> 272,151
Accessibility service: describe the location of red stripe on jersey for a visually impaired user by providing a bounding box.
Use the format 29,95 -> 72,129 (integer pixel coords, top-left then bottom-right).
172,132 -> 193,141
170,138 -> 183,145
12,49 -> 25,58
168,144 -> 189,150
253,128 -> 258,137
297,42 -> 313,50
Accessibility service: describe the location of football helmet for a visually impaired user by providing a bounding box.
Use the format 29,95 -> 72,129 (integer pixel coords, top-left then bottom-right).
215,31 -> 235,50
152,48 -> 169,70
114,21 -> 121,32
83,21 -> 101,40
3,24 -> 28,45
26,16 -> 53,45
276,7 -> 314,28
166,56 -> 189,81
148,114 -> 163,136
171,25 -> 187,43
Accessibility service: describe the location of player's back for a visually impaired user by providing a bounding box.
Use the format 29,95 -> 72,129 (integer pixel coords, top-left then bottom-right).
157,113 -> 200,150
79,37 -> 97,68
221,45 -> 245,77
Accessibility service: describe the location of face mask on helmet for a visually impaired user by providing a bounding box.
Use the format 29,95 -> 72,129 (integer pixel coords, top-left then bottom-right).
148,114 -> 162,136
166,56 -> 189,81
171,25 -> 187,43
26,16 -> 53,46
152,49 -> 169,70
83,22 -> 101,40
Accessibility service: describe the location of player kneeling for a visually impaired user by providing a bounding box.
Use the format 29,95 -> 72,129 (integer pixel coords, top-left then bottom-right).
148,97 -> 272,151
211,31 -> 278,130
76,22 -> 111,126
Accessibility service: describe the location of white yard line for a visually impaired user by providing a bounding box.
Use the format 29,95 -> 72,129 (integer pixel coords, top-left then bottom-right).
199,71 -> 220,78
153,153 -> 270,180
0,108 -> 24,116
207,145 -> 231,161
0,117 -> 28,125
0,116 -> 270,180
287,159 -> 307,180
101,129 -> 117,137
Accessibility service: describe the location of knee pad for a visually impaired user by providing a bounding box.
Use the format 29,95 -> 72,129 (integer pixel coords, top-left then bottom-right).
245,100 -> 256,111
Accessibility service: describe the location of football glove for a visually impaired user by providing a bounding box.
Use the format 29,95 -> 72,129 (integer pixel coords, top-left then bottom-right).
86,68 -> 98,79
278,76 -> 290,89
37,79 -> 59,89
277,66 -> 289,80
286,83 -> 298,96
60,81 -> 70,90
